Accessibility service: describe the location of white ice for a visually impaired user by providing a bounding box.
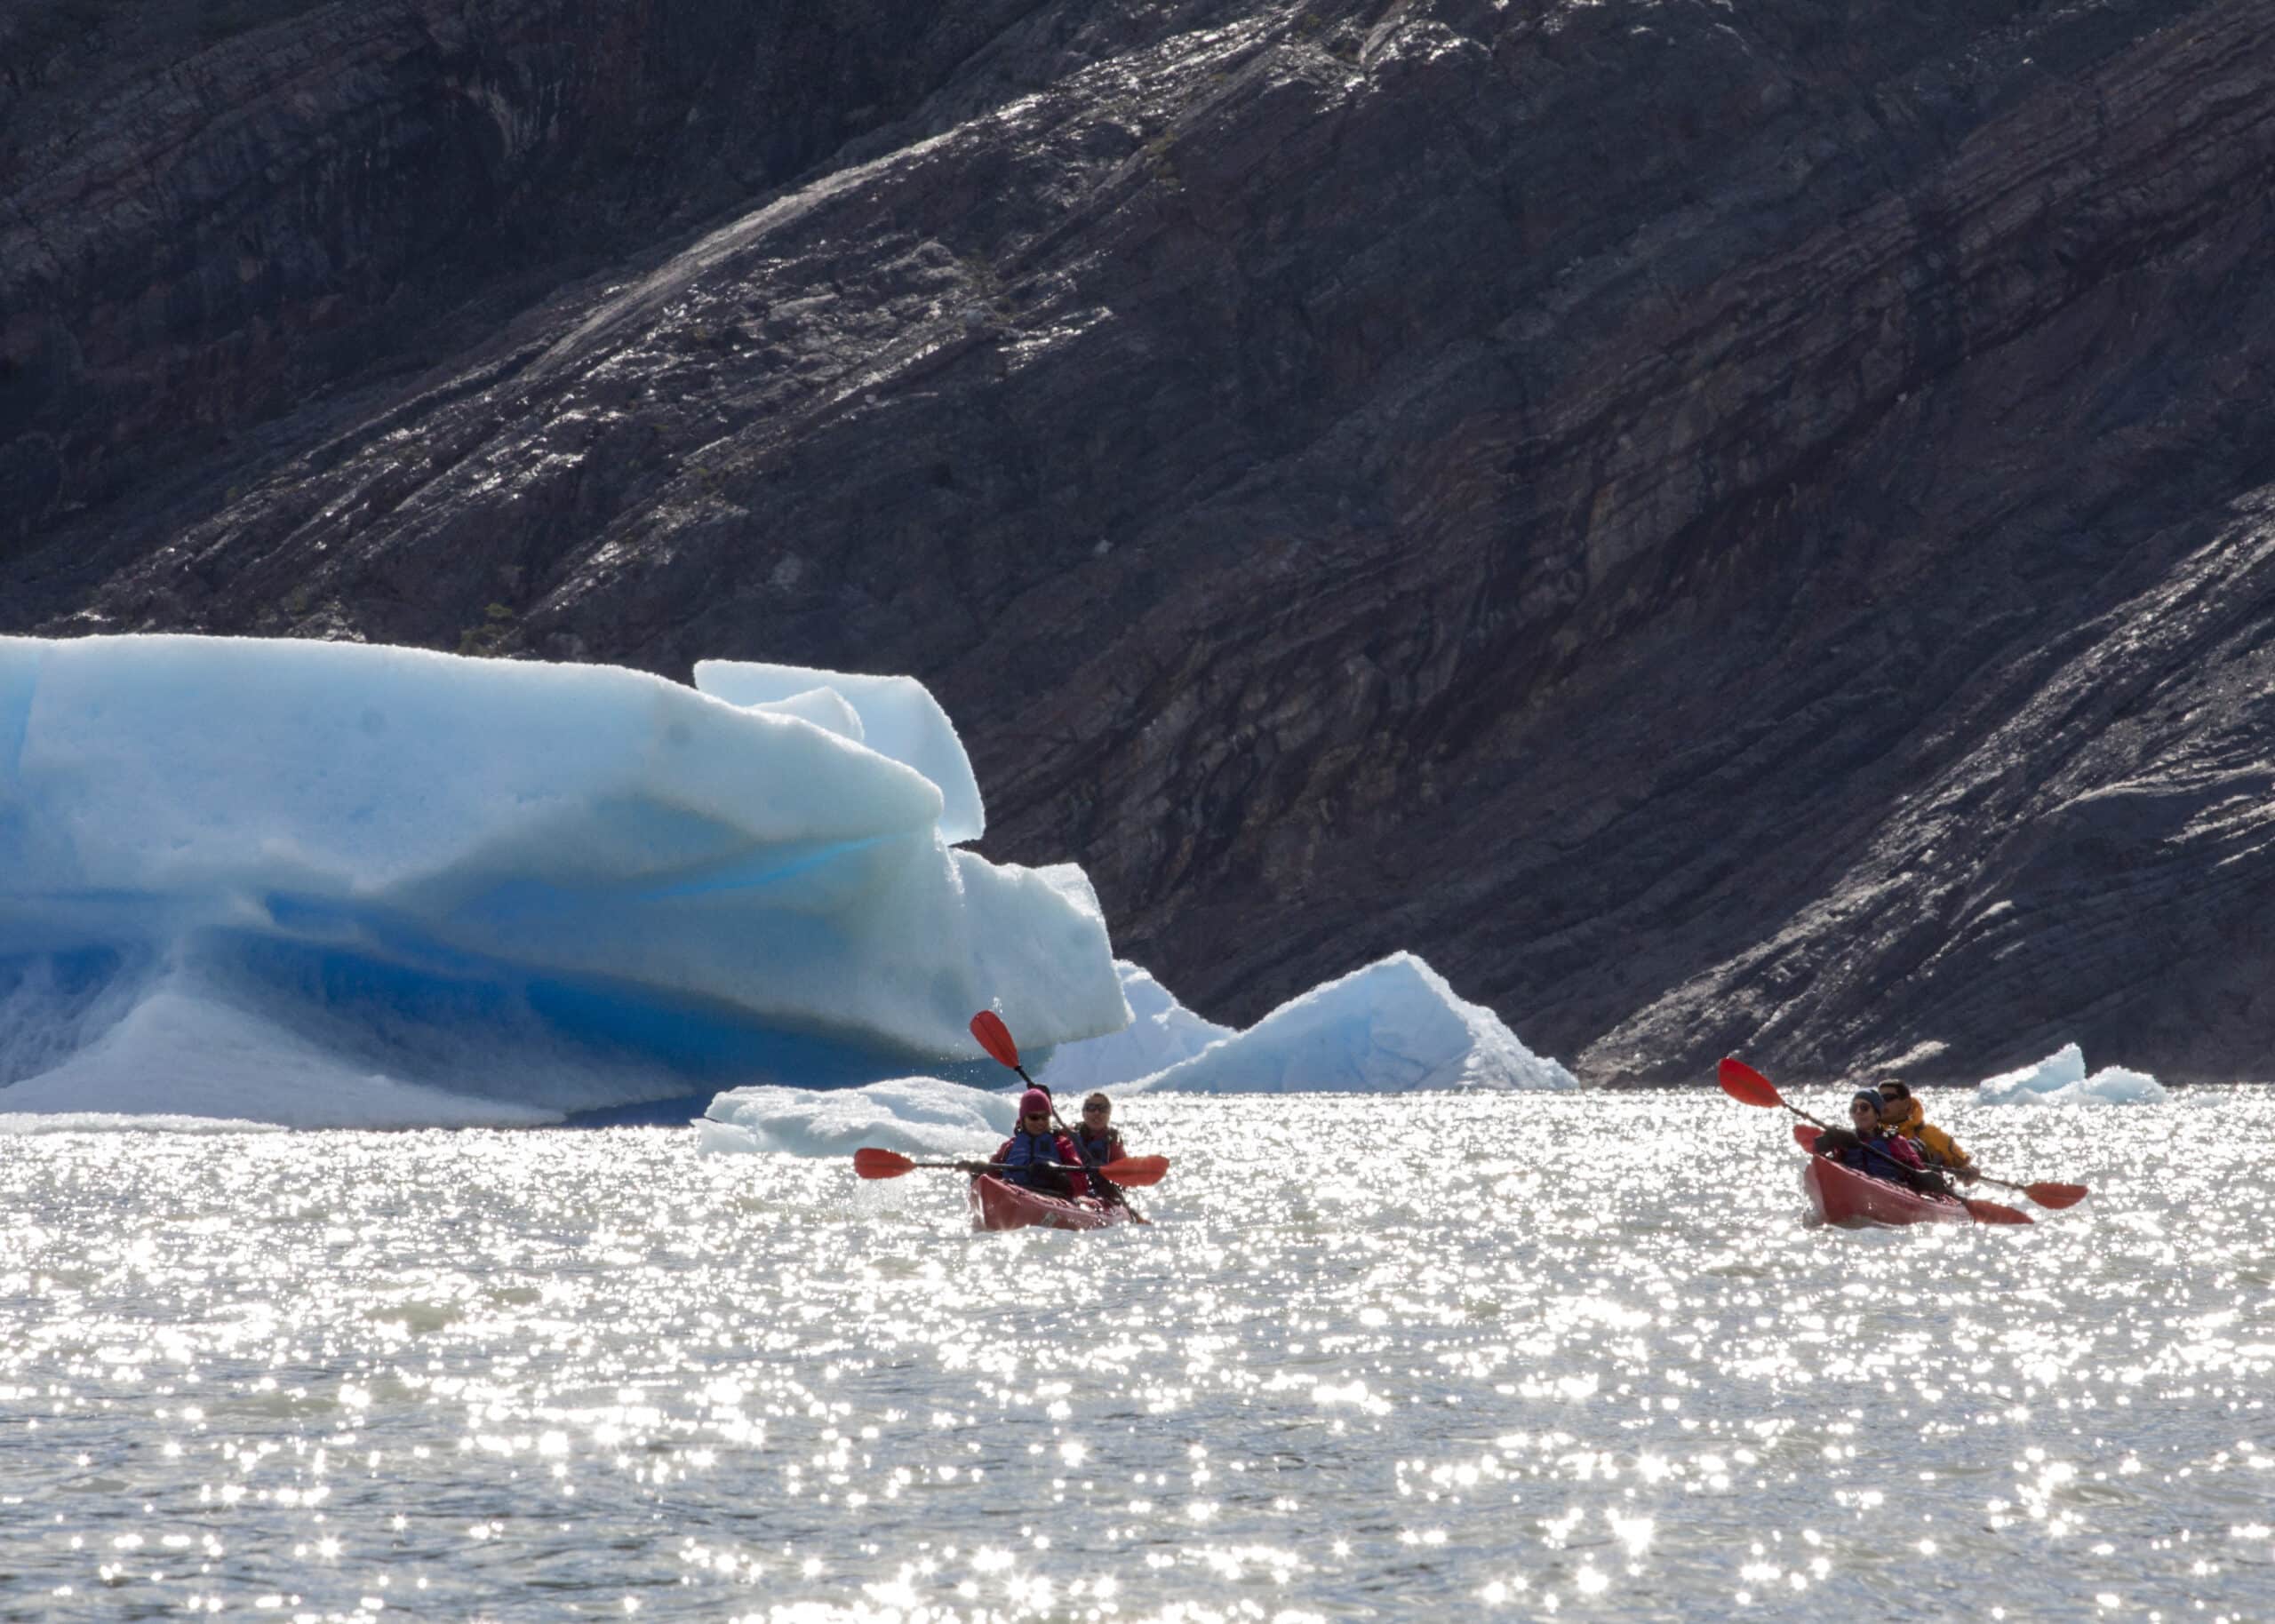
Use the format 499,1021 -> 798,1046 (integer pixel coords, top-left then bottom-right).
698,1074 -> 1014,1158
698,954 -> 1576,1166
1122,952 -> 1578,1095
1037,960 -> 1233,1095
1976,1042 -> 2168,1106
694,660 -> 986,843
0,635 -> 1125,1126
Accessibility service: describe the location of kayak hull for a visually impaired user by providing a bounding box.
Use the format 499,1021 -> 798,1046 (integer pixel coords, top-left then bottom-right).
1800,1147 -> 1971,1228
968,1174 -> 1136,1233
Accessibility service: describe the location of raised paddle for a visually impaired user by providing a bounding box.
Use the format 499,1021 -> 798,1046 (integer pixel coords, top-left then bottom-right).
1731,1058 -> 2032,1224
1718,1057 -> 1827,1126
970,1009 -> 1158,1218
970,1009 -> 1034,1083
1725,1056 -> 2088,1209
852,1146 -> 1169,1185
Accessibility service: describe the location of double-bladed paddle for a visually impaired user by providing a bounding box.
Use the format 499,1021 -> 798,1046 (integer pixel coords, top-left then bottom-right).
1720,1057 -> 2042,1225
970,1009 -> 1159,1217
1721,1057 -> 2087,1209
852,1145 -> 1169,1185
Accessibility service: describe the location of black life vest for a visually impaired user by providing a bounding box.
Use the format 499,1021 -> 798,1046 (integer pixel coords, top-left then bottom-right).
1832,1134 -> 1926,1189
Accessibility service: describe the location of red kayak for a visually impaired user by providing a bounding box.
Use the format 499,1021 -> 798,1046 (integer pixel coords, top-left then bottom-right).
1794,1125 -> 1976,1228
967,1174 -> 1141,1233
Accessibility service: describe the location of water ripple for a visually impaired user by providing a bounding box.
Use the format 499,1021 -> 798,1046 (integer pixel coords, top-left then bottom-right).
3,1092 -> 2271,1621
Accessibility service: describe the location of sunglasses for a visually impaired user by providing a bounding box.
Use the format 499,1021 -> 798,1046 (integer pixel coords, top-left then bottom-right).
1082,1105 -> 1110,1116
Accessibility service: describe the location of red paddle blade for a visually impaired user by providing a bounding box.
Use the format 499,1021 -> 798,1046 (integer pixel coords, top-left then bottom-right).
2025,1182 -> 2088,1209
1960,1196 -> 2033,1226
970,1010 -> 1020,1069
1791,1123 -> 1822,1150
1093,1154 -> 1169,1188
852,1147 -> 916,1180
1719,1057 -> 1784,1110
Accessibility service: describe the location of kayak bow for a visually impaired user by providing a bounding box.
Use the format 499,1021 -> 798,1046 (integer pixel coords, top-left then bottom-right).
1793,1124 -> 1979,1228
967,1174 -> 1142,1233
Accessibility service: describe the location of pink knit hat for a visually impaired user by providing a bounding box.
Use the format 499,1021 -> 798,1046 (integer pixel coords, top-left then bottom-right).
1018,1088 -> 1052,1119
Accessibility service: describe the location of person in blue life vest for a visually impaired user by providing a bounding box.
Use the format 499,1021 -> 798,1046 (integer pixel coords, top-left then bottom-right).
1810,1089 -> 1949,1196
1071,1091 -> 1130,1206
965,1088 -> 1090,1199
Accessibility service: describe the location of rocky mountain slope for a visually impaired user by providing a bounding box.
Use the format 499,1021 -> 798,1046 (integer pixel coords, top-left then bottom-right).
7,0 -> 2275,1084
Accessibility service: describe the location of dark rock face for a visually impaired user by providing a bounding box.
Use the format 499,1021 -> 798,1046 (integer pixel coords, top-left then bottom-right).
6,0 -> 2275,1085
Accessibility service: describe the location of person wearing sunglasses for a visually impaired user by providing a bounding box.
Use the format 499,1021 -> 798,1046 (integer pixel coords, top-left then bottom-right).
1875,1080 -> 1978,1183
1069,1092 -> 1130,1208
969,1087 -> 1090,1199
1809,1089 -> 1939,1192
1072,1094 -> 1126,1168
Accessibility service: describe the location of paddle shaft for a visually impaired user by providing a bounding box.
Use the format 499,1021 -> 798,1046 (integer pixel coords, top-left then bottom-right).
889,1158 -> 1105,1174
974,1009 -> 1148,1219
1784,1118 -> 2020,1219
1050,1100 -> 1146,1221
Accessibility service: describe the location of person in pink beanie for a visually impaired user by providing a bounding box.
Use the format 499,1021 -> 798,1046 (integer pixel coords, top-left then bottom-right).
969,1087 -> 1090,1199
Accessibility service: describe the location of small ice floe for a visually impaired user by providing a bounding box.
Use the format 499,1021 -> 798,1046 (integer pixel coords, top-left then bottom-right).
1976,1042 -> 2167,1106
699,1076 -> 1015,1158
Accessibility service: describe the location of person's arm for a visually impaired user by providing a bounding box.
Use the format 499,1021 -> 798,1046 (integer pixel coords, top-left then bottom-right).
1058,1135 -> 1090,1198
1931,1123 -> 1977,1179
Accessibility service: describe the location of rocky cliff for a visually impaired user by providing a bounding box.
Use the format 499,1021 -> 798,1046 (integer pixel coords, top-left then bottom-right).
6,0 -> 2275,1085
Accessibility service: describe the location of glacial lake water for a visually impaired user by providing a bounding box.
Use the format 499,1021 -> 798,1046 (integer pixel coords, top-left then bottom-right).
3,1091 -> 2270,1622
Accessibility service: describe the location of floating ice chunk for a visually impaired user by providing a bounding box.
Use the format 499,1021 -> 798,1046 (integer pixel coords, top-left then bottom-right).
1976,1043 -> 2167,1105
0,634 -> 1122,1126
1039,960 -> 1233,1095
695,660 -> 985,842
1977,1044 -> 2087,1102
700,1075 -> 1015,1158
1124,952 -> 1577,1095
2071,1066 -> 2167,1104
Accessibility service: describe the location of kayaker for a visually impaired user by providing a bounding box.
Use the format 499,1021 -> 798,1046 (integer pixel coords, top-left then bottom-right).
1073,1093 -> 1126,1167
968,1088 -> 1090,1200
1876,1081 -> 1978,1183
1810,1090 -> 1938,1191
1072,1091 -> 1130,1208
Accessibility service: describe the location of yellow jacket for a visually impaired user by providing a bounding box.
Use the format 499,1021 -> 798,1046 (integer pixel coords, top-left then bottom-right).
1886,1099 -> 1971,1170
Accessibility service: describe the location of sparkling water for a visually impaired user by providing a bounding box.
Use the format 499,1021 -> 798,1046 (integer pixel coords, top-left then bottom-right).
3,1093 -> 2269,1621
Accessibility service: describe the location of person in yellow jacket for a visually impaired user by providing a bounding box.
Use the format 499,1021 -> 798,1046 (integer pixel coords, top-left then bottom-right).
1875,1081 -> 1978,1183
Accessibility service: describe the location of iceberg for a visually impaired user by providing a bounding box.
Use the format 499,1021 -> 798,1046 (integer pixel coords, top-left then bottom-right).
0,634 -> 1126,1126
1976,1043 -> 2168,1106
1122,952 -> 1578,1095
1036,959 -> 1233,1095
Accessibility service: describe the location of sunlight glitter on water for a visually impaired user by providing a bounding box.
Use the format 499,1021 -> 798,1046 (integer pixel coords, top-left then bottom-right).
2,1092 -> 2271,1621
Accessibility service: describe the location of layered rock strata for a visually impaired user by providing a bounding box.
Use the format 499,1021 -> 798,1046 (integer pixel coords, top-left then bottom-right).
6,0 -> 2275,1083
